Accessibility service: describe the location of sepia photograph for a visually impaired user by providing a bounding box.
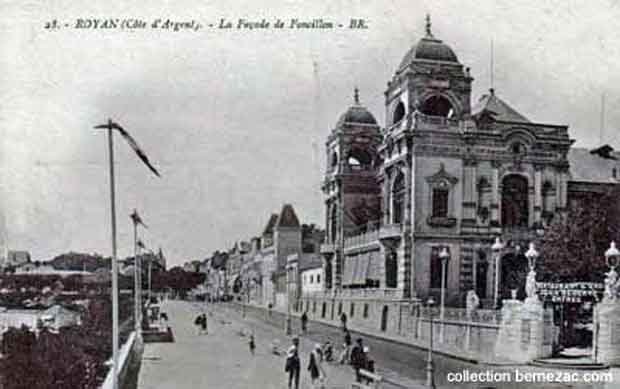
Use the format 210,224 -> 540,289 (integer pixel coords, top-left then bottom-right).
1,1 -> 620,388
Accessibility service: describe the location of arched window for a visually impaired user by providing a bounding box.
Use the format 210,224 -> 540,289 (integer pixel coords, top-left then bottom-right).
420,95 -> 454,117
393,101 -> 405,124
501,174 -> 529,227
392,172 -> 406,224
347,148 -> 372,169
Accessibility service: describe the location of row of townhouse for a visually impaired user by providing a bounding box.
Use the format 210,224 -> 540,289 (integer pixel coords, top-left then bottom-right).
200,204 -> 324,311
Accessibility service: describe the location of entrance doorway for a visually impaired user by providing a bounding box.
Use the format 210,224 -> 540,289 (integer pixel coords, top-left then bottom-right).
553,301 -> 595,355
500,252 -> 528,301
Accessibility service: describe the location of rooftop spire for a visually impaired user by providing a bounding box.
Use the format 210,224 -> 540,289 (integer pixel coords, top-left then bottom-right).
425,14 -> 433,37
354,86 -> 359,105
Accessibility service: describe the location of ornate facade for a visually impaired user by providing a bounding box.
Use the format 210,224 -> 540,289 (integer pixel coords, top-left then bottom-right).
315,16 -> 617,313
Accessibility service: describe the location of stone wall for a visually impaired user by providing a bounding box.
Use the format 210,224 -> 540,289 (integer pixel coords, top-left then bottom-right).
595,300 -> 620,365
298,295 -> 502,358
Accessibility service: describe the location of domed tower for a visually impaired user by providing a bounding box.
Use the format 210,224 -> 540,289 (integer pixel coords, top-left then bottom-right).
321,88 -> 382,291
385,14 -> 473,127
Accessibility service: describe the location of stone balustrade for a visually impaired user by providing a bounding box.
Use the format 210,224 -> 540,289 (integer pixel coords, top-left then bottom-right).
344,229 -> 380,248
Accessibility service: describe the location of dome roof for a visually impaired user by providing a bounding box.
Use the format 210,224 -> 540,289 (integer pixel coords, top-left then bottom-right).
398,15 -> 459,69
337,105 -> 378,126
336,88 -> 378,127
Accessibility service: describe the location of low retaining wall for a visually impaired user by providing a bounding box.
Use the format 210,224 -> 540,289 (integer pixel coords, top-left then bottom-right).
297,296 -> 501,359
100,332 -> 144,389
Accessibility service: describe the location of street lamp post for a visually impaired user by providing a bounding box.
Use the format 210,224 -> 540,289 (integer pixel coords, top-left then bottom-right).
426,297 -> 436,389
604,241 -> 619,301
491,237 -> 505,309
438,247 -> 450,343
524,242 -> 540,302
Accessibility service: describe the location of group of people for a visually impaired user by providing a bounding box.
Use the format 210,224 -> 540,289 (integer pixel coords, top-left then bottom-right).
284,336 -> 327,389
339,328 -> 374,383
282,322 -> 375,388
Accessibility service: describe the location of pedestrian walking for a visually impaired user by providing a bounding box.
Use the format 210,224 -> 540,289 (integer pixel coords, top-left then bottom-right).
340,312 -> 348,332
202,313 -> 209,334
284,336 -> 301,389
249,334 -> 256,355
308,343 -> 326,388
350,338 -> 366,383
194,313 -> 203,335
301,311 -> 308,334
363,346 -> 375,384
339,329 -> 352,364
322,341 -> 334,362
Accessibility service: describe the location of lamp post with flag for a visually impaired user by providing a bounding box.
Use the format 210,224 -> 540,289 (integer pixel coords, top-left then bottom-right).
131,210 -> 148,338
94,119 -> 160,389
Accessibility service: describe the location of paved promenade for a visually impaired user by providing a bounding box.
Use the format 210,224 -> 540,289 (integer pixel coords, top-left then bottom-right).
137,300 -> 618,389
137,300 -> 379,389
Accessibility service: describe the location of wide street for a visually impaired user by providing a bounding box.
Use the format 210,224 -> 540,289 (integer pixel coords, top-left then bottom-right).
138,300 -> 617,389
138,299 -> 387,389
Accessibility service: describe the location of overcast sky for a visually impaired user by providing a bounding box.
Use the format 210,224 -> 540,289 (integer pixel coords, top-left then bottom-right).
2,0 -> 620,266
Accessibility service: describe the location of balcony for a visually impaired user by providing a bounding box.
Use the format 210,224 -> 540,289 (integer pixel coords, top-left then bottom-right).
344,229 -> 379,249
413,112 -> 460,131
336,288 -> 404,300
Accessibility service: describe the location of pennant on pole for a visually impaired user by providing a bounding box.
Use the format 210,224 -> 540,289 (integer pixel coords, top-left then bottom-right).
130,209 -> 148,228
94,119 -> 161,177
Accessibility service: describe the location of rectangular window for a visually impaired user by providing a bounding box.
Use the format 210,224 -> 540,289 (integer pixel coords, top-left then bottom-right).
310,275 -> 314,284
350,302 -> 355,318
432,188 -> 449,217
363,304 -> 369,318
317,274 -> 321,283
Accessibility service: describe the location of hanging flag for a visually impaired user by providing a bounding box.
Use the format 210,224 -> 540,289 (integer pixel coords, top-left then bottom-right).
137,240 -> 146,250
130,209 -> 148,228
94,119 -> 161,177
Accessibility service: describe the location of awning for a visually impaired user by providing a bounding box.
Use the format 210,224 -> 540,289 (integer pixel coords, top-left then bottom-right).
342,256 -> 356,285
367,250 -> 382,281
353,253 -> 371,285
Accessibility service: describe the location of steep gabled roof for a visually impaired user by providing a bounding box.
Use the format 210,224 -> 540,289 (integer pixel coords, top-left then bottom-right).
471,90 -> 530,124
276,204 -> 300,228
262,213 -> 279,235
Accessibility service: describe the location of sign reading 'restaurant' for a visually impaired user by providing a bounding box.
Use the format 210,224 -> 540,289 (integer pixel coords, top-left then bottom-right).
536,282 -> 604,303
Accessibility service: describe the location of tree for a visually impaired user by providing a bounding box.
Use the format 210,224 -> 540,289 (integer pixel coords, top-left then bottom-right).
538,186 -> 620,282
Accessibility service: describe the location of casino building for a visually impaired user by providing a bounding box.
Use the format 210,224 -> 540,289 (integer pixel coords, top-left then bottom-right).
304,16 -> 620,330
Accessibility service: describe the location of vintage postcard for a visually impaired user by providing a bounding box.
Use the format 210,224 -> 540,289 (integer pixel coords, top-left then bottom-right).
1,1 -> 619,388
